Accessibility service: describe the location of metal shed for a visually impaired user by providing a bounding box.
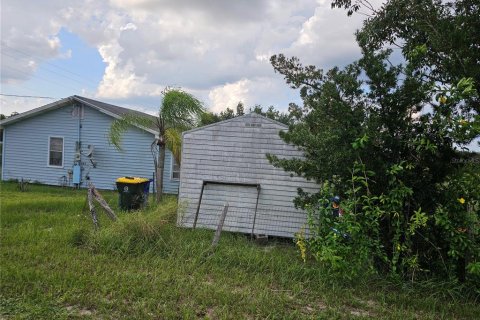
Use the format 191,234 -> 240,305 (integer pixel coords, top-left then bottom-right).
177,113 -> 319,238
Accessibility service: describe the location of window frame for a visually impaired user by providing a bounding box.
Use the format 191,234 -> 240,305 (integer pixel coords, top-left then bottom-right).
47,136 -> 64,168
171,157 -> 180,180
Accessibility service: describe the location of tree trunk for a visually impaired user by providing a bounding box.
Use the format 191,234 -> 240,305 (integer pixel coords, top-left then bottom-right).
156,144 -> 166,203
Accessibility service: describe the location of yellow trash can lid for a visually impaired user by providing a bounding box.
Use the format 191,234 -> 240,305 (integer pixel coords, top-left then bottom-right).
116,176 -> 150,184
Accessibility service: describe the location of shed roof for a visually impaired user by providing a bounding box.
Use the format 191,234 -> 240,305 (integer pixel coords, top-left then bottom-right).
0,95 -> 158,135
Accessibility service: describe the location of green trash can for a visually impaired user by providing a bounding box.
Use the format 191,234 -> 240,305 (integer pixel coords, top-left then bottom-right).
116,177 -> 151,210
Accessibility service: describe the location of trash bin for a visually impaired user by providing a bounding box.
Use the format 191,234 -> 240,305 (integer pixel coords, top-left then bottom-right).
116,177 -> 151,210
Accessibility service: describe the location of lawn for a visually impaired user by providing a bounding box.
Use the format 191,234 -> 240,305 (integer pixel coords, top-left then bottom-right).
0,182 -> 478,319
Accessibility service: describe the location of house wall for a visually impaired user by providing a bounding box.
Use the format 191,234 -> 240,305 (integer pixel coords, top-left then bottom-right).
177,114 -> 319,238
1,103 -> 180,193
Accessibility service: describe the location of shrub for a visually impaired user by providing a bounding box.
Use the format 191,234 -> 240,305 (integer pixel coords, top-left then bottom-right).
299,161 -> 480,292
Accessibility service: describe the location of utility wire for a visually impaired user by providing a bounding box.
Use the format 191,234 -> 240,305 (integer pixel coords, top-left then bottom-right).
2,64 -> 80,92
1,42 -> 99,86
0,93 -> 57,99
1,50 -> 95,88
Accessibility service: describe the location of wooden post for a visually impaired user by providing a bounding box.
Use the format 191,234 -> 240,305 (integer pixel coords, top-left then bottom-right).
211,203 -> 229,248
88,188 -> 99,229
91,186 -> 117,221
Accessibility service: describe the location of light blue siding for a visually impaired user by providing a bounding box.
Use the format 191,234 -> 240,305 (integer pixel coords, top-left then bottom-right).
162,150 -> 180,194
2,103 -> 179,194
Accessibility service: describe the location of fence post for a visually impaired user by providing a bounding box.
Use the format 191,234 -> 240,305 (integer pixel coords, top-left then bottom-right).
211,203 -> 229,248
87,187 -> 99,230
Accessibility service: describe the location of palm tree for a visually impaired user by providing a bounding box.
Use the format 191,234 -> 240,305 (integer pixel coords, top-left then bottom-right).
109,89 -> 204,202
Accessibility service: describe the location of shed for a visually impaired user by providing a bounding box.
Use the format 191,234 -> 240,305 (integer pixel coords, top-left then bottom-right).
177,113 -> 319,238
0,96 -> 180,193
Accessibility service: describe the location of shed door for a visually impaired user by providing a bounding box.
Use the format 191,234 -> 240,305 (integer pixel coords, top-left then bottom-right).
196,183 -> 258,234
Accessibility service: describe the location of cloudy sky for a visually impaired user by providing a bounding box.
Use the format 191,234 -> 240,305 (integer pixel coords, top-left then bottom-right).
0,0 -> 379,116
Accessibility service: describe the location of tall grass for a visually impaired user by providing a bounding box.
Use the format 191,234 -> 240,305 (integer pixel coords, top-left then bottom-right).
1,182 -> 479,319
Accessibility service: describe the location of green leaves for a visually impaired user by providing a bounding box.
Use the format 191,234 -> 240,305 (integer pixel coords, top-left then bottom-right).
351,134 -> 369,150
164,128 -> 182,164
161,88 -> 205,130
109,114 -> 155,151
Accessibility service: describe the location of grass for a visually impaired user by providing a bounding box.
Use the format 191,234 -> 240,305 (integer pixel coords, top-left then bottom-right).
1,181 -> 479,319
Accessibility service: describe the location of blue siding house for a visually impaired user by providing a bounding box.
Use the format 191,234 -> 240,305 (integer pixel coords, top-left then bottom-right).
0,96 -> 180,193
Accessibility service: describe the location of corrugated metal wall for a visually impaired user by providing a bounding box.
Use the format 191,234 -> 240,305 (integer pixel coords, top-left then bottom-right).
1,103 -> 180,194
177,113 -> 319,238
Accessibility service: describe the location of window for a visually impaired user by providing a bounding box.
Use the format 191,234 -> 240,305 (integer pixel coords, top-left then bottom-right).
172,159 -> 180,180
48,137 -> 63,167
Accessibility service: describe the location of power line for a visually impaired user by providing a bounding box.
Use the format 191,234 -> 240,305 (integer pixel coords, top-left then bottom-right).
1,50 -> 95,88
2,64 -> 81,92
1,42 -> 100,86
0,93 -> 57,99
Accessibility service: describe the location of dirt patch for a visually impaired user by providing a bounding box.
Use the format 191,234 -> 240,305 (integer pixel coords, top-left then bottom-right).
79,309 -> 93,316
303,301 -> 328,314
65,305 -> 95,317
196,307 -> 215,319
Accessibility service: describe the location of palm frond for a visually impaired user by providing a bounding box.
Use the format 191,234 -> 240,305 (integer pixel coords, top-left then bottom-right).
161,89 -> 205,130
108,114 -> 156,151
164,128 -> 182,163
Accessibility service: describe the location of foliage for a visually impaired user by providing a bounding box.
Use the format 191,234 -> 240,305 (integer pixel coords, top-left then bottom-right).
199,102 -> 294,126
249,104 -> 295,125
300,160 -> 479,290
269,0 -> 480,285
434,165 -> 480,285
109,88 -> 204,202
199,102 -> 245,125
333,0 -> 480,112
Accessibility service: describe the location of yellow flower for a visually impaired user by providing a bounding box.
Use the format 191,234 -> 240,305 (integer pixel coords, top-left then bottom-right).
296,239 -> 307,263
439,96 -> 447,104
458,198 -> 465,204
396,244 -> 401,251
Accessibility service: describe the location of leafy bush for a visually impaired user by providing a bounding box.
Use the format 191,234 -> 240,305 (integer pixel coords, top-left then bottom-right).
298,161 -> 480,292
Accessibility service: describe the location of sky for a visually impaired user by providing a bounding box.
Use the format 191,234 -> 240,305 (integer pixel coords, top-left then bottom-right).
0,0 -> 379,116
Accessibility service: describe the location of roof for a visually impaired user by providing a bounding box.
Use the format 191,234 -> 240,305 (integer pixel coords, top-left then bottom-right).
183,112 -> 288,136
0,95 -> 158,135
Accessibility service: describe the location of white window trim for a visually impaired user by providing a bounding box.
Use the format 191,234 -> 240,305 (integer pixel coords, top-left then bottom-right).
171,156 -> 180,180
47,136 -> 64,168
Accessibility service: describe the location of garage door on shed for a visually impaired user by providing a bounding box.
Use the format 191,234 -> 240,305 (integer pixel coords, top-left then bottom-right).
193,181 -> 260,234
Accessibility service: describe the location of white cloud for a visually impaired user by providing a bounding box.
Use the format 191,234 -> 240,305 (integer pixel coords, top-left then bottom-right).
0,97 -> 55,115
1,0 -> 384,115
208,79 -> 251,113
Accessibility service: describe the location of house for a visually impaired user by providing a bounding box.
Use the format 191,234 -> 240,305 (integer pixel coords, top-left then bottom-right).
177,113 -> 319,238
0,95 -> 179,193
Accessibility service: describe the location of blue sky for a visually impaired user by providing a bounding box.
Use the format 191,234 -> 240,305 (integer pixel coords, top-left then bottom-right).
2,29 -> 104,102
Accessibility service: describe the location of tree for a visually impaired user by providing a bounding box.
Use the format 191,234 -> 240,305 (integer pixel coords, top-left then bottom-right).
198,103 -> 293,126
268,0 -> 479,281
236,102 -> 245,116
332,0 -> 480,114
109,89 -> 204,203
219,107 -> 235,120
250,105 -> 295,125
